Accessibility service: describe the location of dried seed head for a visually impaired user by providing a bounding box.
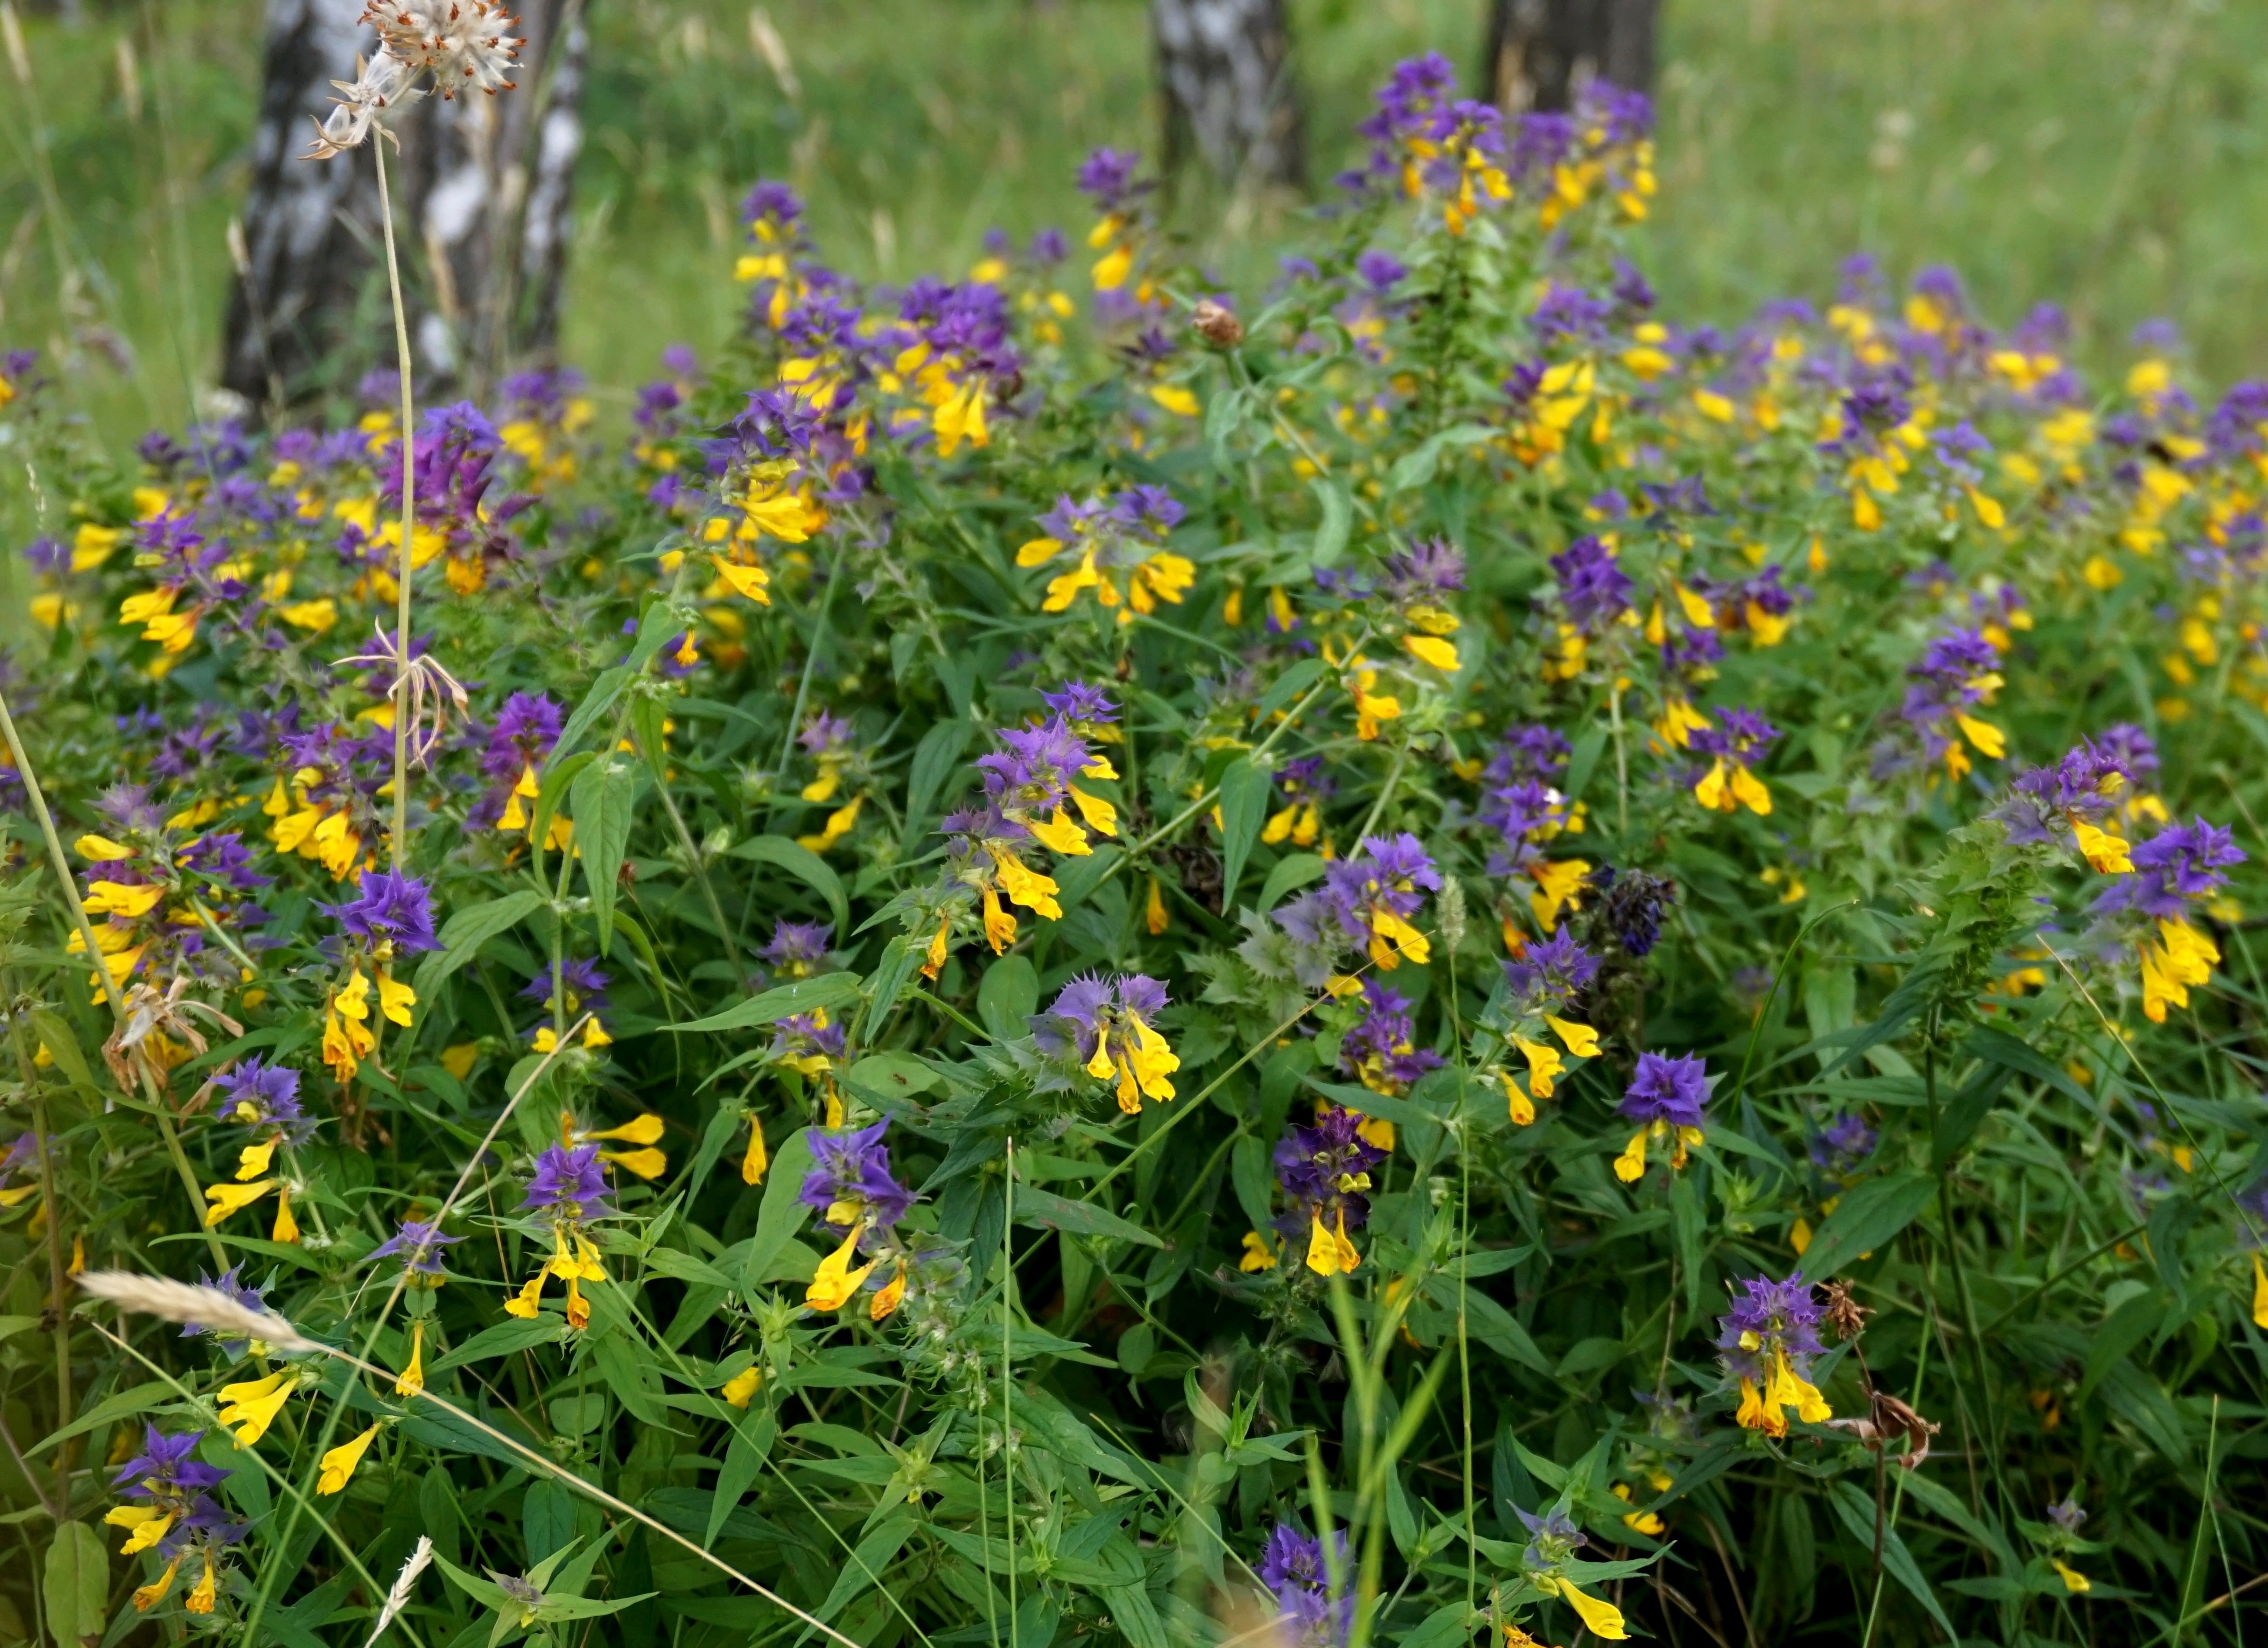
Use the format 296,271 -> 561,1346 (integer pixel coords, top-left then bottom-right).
1819,1279 -> 1872,1342
76,1269 -> 320,1353
1191,299 -> 1244,349
362,0 -> 524,99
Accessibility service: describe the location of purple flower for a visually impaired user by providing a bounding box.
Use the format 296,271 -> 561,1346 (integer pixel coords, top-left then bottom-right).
2096,818 -> 2246,918
1339,980 -> 1443,1097
1503,930 -> 1599,1006
760,920 -> 834,976
1550,536 -> 1632,628
1995,741 -> 2134,844
1380,536 -> 1465,599
214,1058 -> 304,1128
1690,707 -> 1779,763
1354,250 -> 1407,294
1040,680 -> 1118,726
1515,1504 -> 1586,1568
521,957 -> 610,1019
521,1143 -> 613,1221
113,1426 -> 229,1500
370,1218 -> 462,1278
2047,1495 -> 2087,1535
1259,1523 -> 1352,1648
1076,147 -> 1145,213
799,1119 -> 915,1233
325,869 -> 439,953
481,691 -> 563,781
1809,1112 -> 1877,1178
1619,1052 -> 1709,1127
1715,1271 -> 1824,1384
1274,1105 -> 1387,1235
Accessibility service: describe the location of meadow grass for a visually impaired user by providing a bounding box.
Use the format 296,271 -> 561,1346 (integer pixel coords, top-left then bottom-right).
2,0 -> 2264,462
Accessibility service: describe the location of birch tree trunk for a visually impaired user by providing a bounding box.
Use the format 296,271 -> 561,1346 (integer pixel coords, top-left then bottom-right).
1151,0 -> 1304,193
219,0 -> 384,410
394,0 -> 587,395
1481,0 -> 1658,114
220,0 -> 588,414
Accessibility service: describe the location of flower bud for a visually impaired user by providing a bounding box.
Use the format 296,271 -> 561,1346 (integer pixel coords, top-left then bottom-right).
1192,299 -> 1244,349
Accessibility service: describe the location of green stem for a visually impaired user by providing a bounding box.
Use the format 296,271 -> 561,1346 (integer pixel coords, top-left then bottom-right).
373,132 -> 418,869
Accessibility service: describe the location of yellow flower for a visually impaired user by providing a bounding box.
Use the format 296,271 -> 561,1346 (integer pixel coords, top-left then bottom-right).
1499,1070 -> 1536,1127
796,794 -> 864,854
1547,1016 -> 1599,1058
82,880 -> 164,918
132,1554 -> 184,1612
742,1116 -> 769,1186
1238,1231 -> 1278,1272
1512,1036 -> 1563,1099
272,1186 -> 300,1245
722,1365 -> 763,1408
1026,808 -> 1092,856
1528,859 -> 1590,930
807,1222 -> 877,1311
318,1423 -> 381,1494
1303,1207 -> 1361,1276
1402,633 -> 1460,672
106,1505 -> 175,1554
394,1320 -> 426,1396
2072,819 -> 2132,875
1536,1575 -> 1626,1640
988,848 -> 1062,918
2141,917 -> 2218,1023
186,1554 -> 219,1614
2051,1559 -> 2091,1595
1613,1130 -> 1650,1184
711,556 -> 774,604
2252,1253 -> 2268,1331
203,1177 -> 278,1228
376,971 -> 416,1028
869,1260 -> 910,1321
236,1137 -> 279,1181
217,1369 -> 295,1445
1695,758 -> 1771,815
75,833 -> 136,861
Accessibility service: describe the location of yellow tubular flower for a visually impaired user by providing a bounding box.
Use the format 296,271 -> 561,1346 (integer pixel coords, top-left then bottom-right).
807,1222 -> 876,1311
394,1321 -> 426,1396
1613,1130 -> 1649,1184
869,1260 -> 910,1321
1512,1036 -> 1563,1099
742,1117 -> 769,1186
721,1365 -> 763,1408
107,1505 -> 175,1554
376,972 -> 416,1028
236,1137 -> 279,1181
503,1271 -> 547,1319
186,1554 -> 218,1614
217,1370 -> 294,1445
2252,1253 -> 2268,1330
203,1177 -> 277,1228
318,1423 -> 381,1494
132,1554 -> 184,1612
272,1187 -> 300,1245
1238,1231 -> 1277,1272
1499,1071 -> 1536,1126
2072,820 -> 2132,874
1547,1015 -> 1600,1058
2051,1560 -> 2091,1594
1537,1576 -> 1627,1641
1025,809 -> 1092,855
75,833 -> 136,861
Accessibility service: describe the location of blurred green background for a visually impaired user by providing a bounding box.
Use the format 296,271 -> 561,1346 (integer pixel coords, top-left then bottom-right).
2,0 -> 2264,457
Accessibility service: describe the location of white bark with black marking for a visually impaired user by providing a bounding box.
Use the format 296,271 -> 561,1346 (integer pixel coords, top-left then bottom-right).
1151,0 -> 1304,192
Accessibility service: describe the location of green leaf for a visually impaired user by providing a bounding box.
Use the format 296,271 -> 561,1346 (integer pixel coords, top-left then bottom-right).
705,1414 -> 775,1550
30,1008 -> 98,1096
33,1380 -> 173,1455
856,935 -> 922,1041
845,1052 -> 943,1107
572,753 -> 643,956
412,888 -> 546,1001
902,718 -> 974,845
43,1520 -> 107,1647
814,1512 -> 917,1622
667,971 -> 863,1034
977,953 -> 1038,1041
528,749 -> 600,874
1796,1172 -> 1937,1279
556,664 -> 630,757
2079,1292 -> 2165,1407
1386,422 -> 1493,492
1829,1479 -> 1957,1639
727,834 -> 849,937
1216,757 -> 1274,912
1013,1183 -> 1162,1248
1258,852 -> 1327,914
1309,476 -> 1352,566
740,1128 -> 818,1288
429,1314 -> 567,1375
